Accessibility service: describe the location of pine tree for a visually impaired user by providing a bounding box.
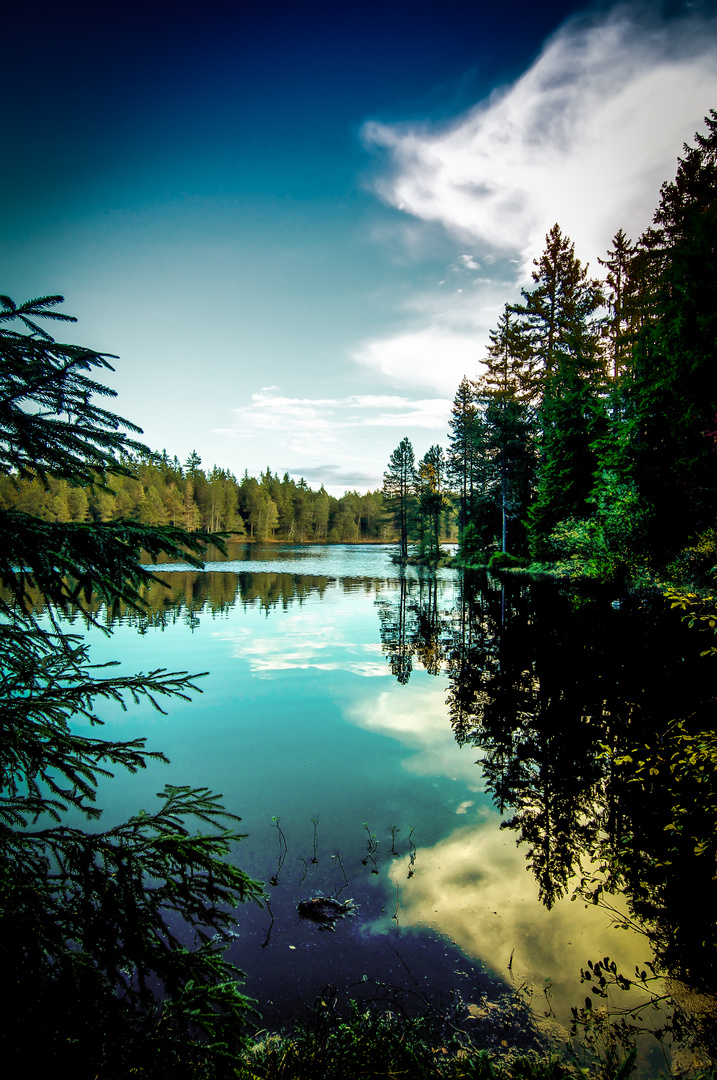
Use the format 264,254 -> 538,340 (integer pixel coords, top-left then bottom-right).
627,111 -> 717,561
598,228 -> 637,384
477,305 -> 536,554
416,444 -> 445,558
0,296 -> 262,1077
447,376 -> 481,535
513,226 -> 606,554
383,437 -> 415,559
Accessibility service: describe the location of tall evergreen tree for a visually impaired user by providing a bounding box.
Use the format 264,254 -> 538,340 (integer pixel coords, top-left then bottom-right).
447,376 -> 481,534
416,444 -> 445,557
513,226 -> 606,554
383,437 -> 415,558
478,305 -> 536,553
598,228 -> 637,384
627,111 -> 717,561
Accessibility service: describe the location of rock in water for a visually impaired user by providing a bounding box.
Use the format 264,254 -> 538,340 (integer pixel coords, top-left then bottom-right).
297,896 -> 355,930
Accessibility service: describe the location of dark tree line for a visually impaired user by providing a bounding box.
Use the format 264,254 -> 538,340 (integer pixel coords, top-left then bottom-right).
385,111 -> 717,583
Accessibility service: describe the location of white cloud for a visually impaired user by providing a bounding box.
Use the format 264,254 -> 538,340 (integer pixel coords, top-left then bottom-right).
364,4 -> 717,273
354,3 -> 717,397
353,328 -> 482,395
214,390 -> 451,459
458,254 -> 480,271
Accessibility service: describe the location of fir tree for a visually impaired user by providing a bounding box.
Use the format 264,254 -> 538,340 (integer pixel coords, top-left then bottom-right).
416,444 -> 445,558
627,111 -> 717,561
447,376 -> 481,535
477,305 -> 536,554
0,296 -> 263,1077
598,228 -> 637,384
383,437 -> 415,558
514,226 -> 606,554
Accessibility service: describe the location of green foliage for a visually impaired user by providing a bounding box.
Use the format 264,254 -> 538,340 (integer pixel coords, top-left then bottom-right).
0,442 -> 386,544
240,995 -> 578,1080
625,110 -> 717,562
626,718 -> 717,862
457,521 -> 485,565
0,294 -> 147,485
0,297 -> 263,1077
664,589 -> 717,655
448,376 -> 483,534
488,550 -> 524,570
450,113 -> 717,581
384,437 -> 416,558
542,474 -> 648,584
666,530 -> 717,587
416,444 -> 447,558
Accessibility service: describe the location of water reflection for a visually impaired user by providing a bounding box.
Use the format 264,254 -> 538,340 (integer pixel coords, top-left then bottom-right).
23,548 -> 715,1062
346,682 -> 484,792
387,821 -> 653,1026
378,567 -> 717,1056
375,572 -> 458,682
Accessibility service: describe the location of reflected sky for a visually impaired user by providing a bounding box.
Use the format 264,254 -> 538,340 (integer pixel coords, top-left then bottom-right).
388,821 -> 658,1029
212,604 -> 391,676
67,546 -> 659,1045
346,683 -> 485,793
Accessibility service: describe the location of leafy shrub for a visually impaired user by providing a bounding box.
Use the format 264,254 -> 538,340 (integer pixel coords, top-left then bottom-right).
488,551 -> 524,570
545,473 -> 648,584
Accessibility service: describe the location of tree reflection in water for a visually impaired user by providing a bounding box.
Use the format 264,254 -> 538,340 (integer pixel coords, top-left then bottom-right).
379,567 -> 717,1059
14,561 -> 716,1059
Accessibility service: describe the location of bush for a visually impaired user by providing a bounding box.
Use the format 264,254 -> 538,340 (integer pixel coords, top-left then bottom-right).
544,474 -> 648,585
488,551 -> 524,571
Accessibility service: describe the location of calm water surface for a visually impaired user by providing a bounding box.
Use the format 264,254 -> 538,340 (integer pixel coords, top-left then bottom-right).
75,544 -> 684,1063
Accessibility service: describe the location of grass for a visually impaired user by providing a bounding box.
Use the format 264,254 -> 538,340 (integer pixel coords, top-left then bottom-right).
228,992 -> 667,1080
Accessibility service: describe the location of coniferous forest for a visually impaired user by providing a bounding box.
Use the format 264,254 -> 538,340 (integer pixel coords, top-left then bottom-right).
0,451 -> 387,544
383,112 -> 717,595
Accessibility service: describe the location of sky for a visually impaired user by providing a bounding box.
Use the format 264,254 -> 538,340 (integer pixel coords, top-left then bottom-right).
2,0 -> 717,495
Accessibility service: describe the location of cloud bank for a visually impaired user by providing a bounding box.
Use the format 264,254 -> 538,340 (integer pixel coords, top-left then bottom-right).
357,2 -> 717,393
364,2 -> 717,269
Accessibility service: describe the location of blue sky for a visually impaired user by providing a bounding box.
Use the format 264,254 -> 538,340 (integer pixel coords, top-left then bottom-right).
3,0 -> 717,494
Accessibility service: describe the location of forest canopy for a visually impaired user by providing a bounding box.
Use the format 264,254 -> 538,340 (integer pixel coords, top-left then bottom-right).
0,447 -> 387,544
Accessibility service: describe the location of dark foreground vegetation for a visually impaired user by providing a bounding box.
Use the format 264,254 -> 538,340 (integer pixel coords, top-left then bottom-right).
227,993 -> 649,1080
0,295 -> 266,1077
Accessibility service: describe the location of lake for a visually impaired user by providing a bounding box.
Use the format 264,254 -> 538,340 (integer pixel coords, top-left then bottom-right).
73,542 -> 714,1067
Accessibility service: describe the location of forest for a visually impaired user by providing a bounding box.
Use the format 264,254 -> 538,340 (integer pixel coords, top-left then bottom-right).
0,450 -> 387,543
384,111 -> 717,590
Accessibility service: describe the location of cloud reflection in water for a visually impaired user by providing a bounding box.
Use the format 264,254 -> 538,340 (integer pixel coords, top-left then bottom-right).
388,822 -> 659,1027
